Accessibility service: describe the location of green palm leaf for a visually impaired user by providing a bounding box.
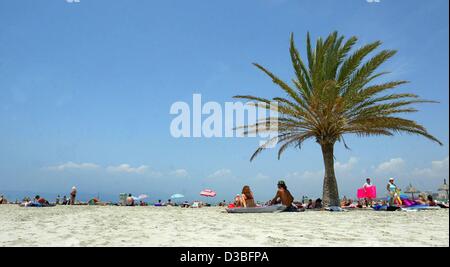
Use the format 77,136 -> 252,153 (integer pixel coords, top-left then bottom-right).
233,32 -> 442,207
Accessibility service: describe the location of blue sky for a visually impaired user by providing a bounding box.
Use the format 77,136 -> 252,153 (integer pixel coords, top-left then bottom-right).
0,0 -> 448,202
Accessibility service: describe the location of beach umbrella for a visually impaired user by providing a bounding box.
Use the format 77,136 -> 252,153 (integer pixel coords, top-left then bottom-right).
200,189 -> 217,197
171,194 -> 185,199
404,183 -> 419,200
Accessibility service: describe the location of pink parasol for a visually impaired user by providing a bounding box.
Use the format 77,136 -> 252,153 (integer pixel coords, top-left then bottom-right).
200,189 -> 217,197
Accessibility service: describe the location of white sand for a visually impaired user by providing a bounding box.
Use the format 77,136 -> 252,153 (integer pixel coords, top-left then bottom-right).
0,205 -> 448,247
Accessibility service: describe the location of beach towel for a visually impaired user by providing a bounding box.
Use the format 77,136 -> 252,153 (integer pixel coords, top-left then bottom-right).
357,186 -> 377,199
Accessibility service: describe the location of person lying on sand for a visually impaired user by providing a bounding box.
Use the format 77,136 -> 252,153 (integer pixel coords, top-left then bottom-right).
427,195 -> 437,206
240,186 -> 257,208
416,194 -> 427,205
346,199 -> 357,208
35,195 -> 49,205
269,180 -> 297,212
293,201 -> 306,211
20,195 -> 52,207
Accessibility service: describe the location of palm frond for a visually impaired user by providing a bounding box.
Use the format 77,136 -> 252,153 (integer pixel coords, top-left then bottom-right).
237,31 -> 442,161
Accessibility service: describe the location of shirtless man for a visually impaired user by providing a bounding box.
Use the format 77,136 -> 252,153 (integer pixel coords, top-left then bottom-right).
270,180 -> 297,212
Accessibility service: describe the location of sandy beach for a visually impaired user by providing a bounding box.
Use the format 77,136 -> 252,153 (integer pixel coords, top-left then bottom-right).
0,205 -> 448,247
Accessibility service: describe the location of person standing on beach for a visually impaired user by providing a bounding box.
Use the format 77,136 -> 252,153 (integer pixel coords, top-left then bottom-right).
70,186 -> 77,205
126,194 -> 135,206
363,178 -> 374,207
386,178 -> 398,206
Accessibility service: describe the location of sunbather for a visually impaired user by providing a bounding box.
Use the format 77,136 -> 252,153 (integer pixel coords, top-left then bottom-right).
240,186 -> 256,208
270,180 -> 297,212
427,195 -> 437,206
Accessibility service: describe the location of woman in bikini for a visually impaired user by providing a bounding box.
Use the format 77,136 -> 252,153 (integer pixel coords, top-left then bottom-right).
240,186 -> 257,208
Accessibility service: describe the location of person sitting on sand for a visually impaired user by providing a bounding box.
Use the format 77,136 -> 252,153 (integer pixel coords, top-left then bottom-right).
270,180 -> 297,212
314,198 -> 323,209
126,194 -> 135,206
240,186 -> 257,208
306,199 -> 314,209
341,196 -> 348,208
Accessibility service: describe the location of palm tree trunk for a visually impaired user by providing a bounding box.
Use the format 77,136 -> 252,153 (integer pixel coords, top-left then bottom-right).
321,142 -> 340,207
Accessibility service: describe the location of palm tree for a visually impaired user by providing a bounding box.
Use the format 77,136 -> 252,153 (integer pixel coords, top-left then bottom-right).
234,32 -> 442,207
